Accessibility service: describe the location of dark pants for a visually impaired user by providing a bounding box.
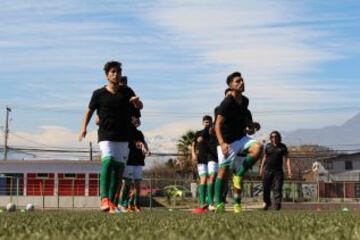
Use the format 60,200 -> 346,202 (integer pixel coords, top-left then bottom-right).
263,170 -> 284,205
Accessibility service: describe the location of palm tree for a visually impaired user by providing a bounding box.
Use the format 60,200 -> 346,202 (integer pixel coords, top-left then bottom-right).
176,130 -> 196,172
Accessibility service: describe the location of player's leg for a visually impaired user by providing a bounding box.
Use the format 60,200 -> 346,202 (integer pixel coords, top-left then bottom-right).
235,138 -> 263,178
232,157 -> 245,213
233,137 -> 263,190
99,141 -> 115,211
133,166 -> 143,212
273,171 -> 284,210
192,164 -> 209,214
198,164 -> 208,208
108,142 -> 127,213
119,165 -> 133,212
207,161 -> 217,210
262,170 -> 273,210
214,139 -> 245,212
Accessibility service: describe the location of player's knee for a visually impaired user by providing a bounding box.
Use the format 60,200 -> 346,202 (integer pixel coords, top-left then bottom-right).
249,142 -> 263,158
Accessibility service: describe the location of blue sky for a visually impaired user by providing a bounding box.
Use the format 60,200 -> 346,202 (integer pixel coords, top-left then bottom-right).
0,0 -> 359,148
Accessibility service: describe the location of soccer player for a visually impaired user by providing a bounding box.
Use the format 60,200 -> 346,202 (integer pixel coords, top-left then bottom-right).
214,71 -> 263,213
259,131 -> 292,210
191,116 -> 218,214
119,117 -> 150,212
79,61 -> 141,213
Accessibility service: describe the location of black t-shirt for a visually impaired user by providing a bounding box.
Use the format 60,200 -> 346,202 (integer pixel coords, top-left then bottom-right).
264,143 -> 288,172
217,95 -> 252,143
208,130 -> 218,162
127,130 -> 146,166
89,86 -> 136,142
194,130 -> 209,164
194,129 -> 218,163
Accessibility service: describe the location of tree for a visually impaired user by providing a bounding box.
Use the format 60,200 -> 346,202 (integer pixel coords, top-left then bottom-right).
176,130 -> 196,172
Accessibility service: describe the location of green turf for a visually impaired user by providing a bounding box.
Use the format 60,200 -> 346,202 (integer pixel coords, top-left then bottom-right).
0,210 -> 359,240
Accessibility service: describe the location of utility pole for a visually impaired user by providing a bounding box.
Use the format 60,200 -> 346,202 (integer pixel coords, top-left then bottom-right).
4,106 -> 11,160
89,141 -> 93,161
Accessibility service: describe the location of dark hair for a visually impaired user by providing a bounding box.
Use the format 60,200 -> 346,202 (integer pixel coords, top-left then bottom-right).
202,115 -> 213,122
120,76 -> 128,84
226,72 -> 242,86
270,131 -> 282,142
224,88 -> 232,96
104,61 -> 122,75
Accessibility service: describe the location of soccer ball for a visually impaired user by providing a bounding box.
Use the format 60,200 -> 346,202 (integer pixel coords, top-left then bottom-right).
26,203 -> 35,212
6,203 -> 16,212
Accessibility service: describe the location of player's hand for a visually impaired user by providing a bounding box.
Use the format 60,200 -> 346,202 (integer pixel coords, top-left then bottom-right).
252,122 -> 261,131
245,126 -> 255,135
130,96 -> 143,109
220,142 -> 230,157
288,173 -> 292,179
78,129 -> 87,142
136,141 -> 144,149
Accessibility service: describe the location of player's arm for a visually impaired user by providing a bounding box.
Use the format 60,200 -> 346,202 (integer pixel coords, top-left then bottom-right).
285,154 -> 292,178
79,108 -> 94,142
215,115 -> 229,156
191,141 -> 197,164
259,153 -> 267,177
130,96 -> 144,110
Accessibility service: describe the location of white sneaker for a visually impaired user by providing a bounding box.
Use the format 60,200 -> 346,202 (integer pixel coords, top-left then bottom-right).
118,205 -> 128,213
208,205 -> 216,211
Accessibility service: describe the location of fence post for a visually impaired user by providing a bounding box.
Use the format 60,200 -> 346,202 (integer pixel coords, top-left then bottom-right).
72,178 -> 75,208
9,176 -> 13,203
42,179 -> 45,210
343,182 -> 346,202
16,177 -> 19,207
317,180 -> 320,203
149,177 -> 153,210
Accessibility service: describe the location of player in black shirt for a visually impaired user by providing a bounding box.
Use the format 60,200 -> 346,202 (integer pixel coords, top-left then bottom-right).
119,117 -> 149,212
79,61 -> 142,214
214,71 -> 263,213
259,131 -> 292,210
191,116 -> 218,214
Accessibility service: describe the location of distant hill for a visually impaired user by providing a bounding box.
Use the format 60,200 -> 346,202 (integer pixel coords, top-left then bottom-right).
284,113 -> 360,149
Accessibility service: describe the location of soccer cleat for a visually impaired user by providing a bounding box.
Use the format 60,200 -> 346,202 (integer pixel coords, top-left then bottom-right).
232,175 -> 243,190
191,207 -> 208,214
233,203 -> 242,213
119,205 -> 128,213
127,205 -> 135,213
100,198 -> 110,212
208,205 -> 216,212
275,203 -> 281,211
263,203 -> 271,211
108,201 -> 121,214
215,203 -> 225,213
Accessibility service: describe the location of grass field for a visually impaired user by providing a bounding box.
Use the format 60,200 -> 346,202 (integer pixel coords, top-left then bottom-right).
0,210 -> 359,240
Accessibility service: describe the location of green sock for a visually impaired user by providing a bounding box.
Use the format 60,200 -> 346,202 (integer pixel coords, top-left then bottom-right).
120,180 -> 131,207
198,184 -> 207,206
100,156 -> 112,199
214,178 -> 225,205
109,161 -> 123,203
207,183 -> 214,205
236,156 -> 255,177
233,191 -> 241,204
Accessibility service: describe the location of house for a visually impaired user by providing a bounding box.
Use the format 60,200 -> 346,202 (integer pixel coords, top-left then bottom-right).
0,160 -> 101,197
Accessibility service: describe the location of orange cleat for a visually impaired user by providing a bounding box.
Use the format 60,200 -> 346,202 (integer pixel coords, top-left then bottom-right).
100,198 -> 110,212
